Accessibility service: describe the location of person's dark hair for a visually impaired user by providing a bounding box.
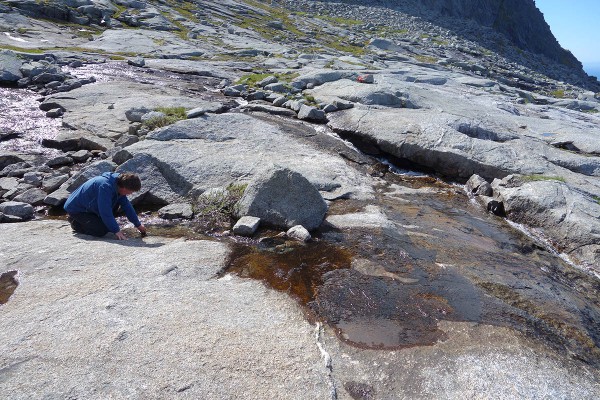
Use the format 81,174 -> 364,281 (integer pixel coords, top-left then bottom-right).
116,173 -> 141,191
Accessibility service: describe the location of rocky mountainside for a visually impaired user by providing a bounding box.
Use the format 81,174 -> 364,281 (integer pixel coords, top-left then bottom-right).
2,1 -> 600,399
373,0 -> 581,69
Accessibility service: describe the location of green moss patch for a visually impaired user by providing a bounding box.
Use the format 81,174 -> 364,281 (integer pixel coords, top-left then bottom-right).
523,175 -> 566,183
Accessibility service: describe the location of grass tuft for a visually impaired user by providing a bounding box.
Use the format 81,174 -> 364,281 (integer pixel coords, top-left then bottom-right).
523,175 -> 566,183
142,106 -> 187,130
195,183 -> 247,227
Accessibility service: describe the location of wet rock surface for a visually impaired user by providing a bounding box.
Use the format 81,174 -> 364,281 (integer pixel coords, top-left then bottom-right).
1,0 -> 600,398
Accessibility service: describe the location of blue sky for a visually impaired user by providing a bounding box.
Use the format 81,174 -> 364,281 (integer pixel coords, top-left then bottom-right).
535,0 -> 600,74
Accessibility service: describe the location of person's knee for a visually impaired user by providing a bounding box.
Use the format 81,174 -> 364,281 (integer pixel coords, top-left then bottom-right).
85,224 -> 109,237
69,213 -> 109,237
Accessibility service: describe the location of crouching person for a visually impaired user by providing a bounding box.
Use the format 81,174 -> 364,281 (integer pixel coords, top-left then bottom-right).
64,172 -> 147,240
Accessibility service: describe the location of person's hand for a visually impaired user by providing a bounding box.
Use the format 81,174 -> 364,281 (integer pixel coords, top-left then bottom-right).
137,225 -> 147,237
115,231 -> 127,240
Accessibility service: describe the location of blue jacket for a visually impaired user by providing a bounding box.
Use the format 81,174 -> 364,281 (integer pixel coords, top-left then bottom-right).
64,172 -> 141,233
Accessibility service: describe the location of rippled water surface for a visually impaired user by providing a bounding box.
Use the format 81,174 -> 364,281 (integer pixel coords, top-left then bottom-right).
0,87 -> 61,157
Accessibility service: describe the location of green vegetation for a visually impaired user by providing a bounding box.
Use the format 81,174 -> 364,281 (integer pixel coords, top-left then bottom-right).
316,15 -> 362,26
550,89 -> 565,98
326,39 -> 366,56
240,0 -> 303,37
236,72 -> 299,88
159,11 -> 190,40
0,45 -> 45,54
195,183 -> 247,226
142,107 -> 187,131
113,3 -> 128,19
523,175 -> 566,183
593,196 -> 600,205
168,0 -> 200,23
303,94 -> 318,106
16,27 -> 29,35
414,54 -> 438,64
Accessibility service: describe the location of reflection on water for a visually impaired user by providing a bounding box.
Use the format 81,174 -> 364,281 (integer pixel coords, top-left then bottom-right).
0,87 -> 61,157
0,271 -> 19,305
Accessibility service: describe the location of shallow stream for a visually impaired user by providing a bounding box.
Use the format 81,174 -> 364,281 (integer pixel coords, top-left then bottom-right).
1,63 -> 599,367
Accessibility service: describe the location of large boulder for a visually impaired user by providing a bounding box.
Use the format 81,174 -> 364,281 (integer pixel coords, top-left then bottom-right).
0,50 -> 23,83
116,154 -> 191,205
492,176 -> 600,269
125,113 -> 373,201
236,166 -> 327,231
66,160 -> 117,192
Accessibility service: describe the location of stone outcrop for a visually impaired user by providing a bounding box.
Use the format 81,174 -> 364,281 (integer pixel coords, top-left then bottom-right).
236,166 -> 328,231
491,175 -> 600,269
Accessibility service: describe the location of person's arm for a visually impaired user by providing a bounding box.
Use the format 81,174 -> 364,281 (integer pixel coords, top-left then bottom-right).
97,184 -> 121,234
118,196 -> 141,227
118,196 -> 146,236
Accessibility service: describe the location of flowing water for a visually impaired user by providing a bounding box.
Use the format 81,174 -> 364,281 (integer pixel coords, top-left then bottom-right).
1,63 -> 599,367
0,87 -> 61,157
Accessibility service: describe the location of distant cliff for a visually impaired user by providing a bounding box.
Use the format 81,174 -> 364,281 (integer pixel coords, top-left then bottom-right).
329,0 -> 581,70
416,0 -> 581,68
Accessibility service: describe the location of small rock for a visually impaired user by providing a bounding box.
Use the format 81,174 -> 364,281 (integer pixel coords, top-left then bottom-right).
258,75 -> 278,87
264,82 -> 288,93
223,86 -> 243,96
290,81 -> 306,90
46,156 -> 73,167
0,201 -> 34,220
70,150 -> 91,163
125,107 -> 151,122
332,99 -> 354,110
297,105 -> 327,122
112,149 -> 133,165
247,91 -> 266,101
158,203 -> 194,220
357,74 -> 374,83
21,172 -> 43,187
128,122 -> 142,135
43,187 -> 70,207
46,108 -> 64,118
127,57 -> 145,67
232,216 -> 261,236
186,107 -> 206,119
466,174 -> 493,196
0,212 -> 23,223
322,104 -> 338,113
286,225 -> 311,242
115,135 -> 139,148
13,188 -> 47,206
272,96 -> 287,107
42,174 -> 69,193
267,20 -> 284,30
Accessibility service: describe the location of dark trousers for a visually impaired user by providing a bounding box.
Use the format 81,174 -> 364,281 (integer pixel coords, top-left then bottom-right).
68,213 -> 110,237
